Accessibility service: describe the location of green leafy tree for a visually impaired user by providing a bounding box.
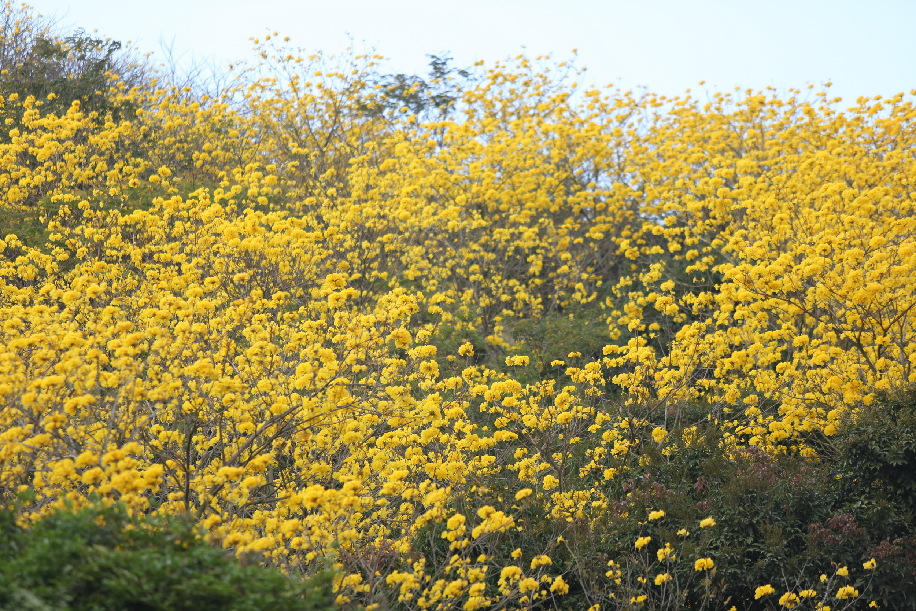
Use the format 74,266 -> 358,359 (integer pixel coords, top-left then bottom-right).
0,2 -> 143,125
371,54 -> 473,121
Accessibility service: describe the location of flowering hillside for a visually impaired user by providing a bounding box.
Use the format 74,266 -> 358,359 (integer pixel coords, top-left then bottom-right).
0,3 -> 914,609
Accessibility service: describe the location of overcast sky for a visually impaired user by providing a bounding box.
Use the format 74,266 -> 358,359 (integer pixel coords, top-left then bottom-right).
29,0 -> 916,104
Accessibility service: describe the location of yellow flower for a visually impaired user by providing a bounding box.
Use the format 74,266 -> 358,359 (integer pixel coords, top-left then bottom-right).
634,536 -> 652,550
779,592 -> 800,608
755,584 -> 776,599
694,557 -> 714,571
500,565 -> 522,581
530,554 -> 552,569
550,575 -> 569,594
835,566 -> 849,577
699,517 -> 716,528
446,514 -> 466,530
835,585 -> 859,599
863,558 -> 877,570
505,355 -> 530,366
388,328 -> 412,349
654,572 -> 672,585
542,474 -> 559,490
648,509 -> 665,520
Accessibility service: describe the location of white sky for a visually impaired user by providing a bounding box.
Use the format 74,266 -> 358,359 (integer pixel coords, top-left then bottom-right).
30,0 -> 916,103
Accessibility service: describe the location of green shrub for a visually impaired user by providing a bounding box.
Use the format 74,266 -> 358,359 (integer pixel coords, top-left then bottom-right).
0,500 -> 338,611
832,388 -> 916,509
485,402 -> 914,608
825,388 -> 916,608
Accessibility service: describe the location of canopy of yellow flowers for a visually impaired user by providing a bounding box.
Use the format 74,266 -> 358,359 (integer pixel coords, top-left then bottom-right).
0,17 -> 912,608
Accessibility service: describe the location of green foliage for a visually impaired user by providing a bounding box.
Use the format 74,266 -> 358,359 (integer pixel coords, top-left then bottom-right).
467,400 -> 914,608
0,501 -> 338,611
0,3 -> 141,130
0,205 -> 47,247
510,305 -> 609,368
370,54 -> 473,121
832,388 -> 916,509
2,31 -> 118,111
824,389 -> 916,607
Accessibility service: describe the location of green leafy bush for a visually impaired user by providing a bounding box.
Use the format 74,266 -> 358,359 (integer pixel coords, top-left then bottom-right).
0,501 -> 338,611
465,395 -> 914,608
